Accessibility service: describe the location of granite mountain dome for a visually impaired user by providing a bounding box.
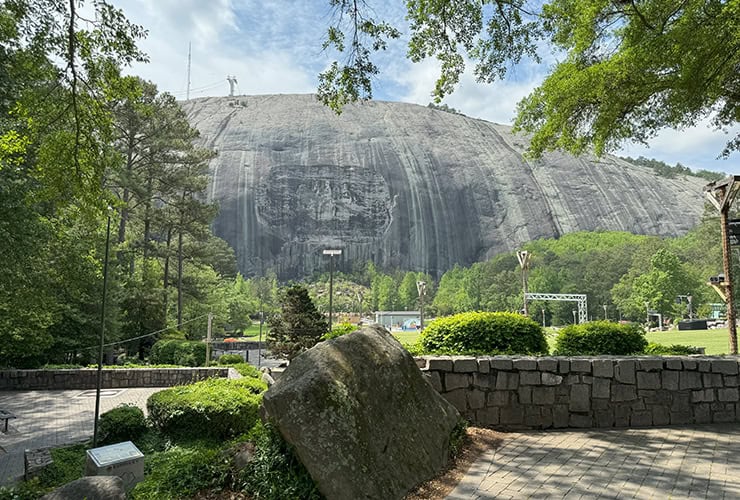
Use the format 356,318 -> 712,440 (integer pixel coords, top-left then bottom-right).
182,95 -> 706,280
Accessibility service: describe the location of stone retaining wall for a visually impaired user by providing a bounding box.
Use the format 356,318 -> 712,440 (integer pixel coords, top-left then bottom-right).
0,367 -> 236,390
418,356 -> 740,429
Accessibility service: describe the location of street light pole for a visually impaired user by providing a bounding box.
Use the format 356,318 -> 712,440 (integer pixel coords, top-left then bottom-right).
93,210 -> 112,448
416,281 -> 426,330
645,301 -> 650,326
323,249 -> 342,333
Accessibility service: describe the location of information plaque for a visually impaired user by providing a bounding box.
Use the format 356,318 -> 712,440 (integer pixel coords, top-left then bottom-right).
85,441 -> 144,491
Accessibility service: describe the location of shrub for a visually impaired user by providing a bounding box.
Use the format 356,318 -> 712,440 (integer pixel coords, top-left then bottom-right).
644,343 -> 702,355
419,312 -> 548,355
230,363 -> 261,379
147,378 -> 266,439
218,353 -> 245,365
130,444 -> 230,499
149,339 -> 206,366
237,422 -> 320,500
553,321 -> 647,355
98,404 -> 148,445
322,322 -> 360,340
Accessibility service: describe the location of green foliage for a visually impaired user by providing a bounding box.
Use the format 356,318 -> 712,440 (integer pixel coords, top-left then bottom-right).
322,322 -> 360,340
620,156 -> 724,181
268,285 -> 327,360
448,419 -> 468,459
229,362 -> 262,379
237,422 -> 321,500
420,312 -> 548,355
217,353 -> 245,365
130,444 -> 231,500
318,1 -> 738,158
147,378 -> 265,439
644,343 -> 702,355
554,321 -> 648,356
98,404 -> 148,445
149,339 -> 206,366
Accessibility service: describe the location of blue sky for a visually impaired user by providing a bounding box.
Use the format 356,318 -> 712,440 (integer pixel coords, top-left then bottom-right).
110,0 -> 738,175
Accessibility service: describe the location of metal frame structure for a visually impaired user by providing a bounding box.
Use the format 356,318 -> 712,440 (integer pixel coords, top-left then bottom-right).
525,293 -> 588,324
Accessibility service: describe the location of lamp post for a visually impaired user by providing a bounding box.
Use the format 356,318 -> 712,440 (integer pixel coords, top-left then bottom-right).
517,250 -> 531,316
645,301 -> 650,326
542,308 -> 546,328
416,281 -> 427,331
323,249 -> 342,333
572,309 -> 577,325
93,210 -> 112,448
602,304 -> 608,320
356,291 -> 364,325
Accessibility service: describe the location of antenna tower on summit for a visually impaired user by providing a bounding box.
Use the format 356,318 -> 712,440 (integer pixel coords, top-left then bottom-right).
227,75 -> 238,96
186,42 -> 192,101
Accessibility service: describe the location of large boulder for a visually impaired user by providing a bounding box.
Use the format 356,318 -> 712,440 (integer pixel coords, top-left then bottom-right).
261,325 -> 460,500
40,476 -> 125,500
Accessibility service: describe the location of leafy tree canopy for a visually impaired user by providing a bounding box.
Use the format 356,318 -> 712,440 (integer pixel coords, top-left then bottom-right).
319,0 -> 739,158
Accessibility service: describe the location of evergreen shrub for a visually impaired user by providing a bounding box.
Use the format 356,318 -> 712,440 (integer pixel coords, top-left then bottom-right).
149,339 -> 206,366
644,343 -> 702,355
322,322 -> 360,340
230,363 -> 261,379
99,404 -> 148,445
419,311 -> 548,355
554,321 -> 647,355
217,353 -> 244,365
147,378 -> 266,439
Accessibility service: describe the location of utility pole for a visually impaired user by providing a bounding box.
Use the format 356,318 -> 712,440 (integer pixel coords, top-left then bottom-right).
205,313 -> 213,367
323,249 -> 342,333
517,250 -> 531,316
416,281 -> 427,331
704,176 -> 740,355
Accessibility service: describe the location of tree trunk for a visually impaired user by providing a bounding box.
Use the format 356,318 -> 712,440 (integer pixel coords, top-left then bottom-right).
177,228 -> 184,330
163,227 -> 172,326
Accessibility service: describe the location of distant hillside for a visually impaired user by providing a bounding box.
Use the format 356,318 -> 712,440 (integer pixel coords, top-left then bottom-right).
182,95 -> 708,280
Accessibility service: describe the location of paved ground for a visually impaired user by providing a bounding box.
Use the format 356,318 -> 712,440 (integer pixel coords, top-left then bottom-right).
0,388 -> 166,485
448,424 -> 740,499
2,390 -> 739,498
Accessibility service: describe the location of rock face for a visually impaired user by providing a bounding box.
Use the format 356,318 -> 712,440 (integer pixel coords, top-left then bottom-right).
183,94 -> 708,279
40,476 -> 126,500
261,325 -> 460,500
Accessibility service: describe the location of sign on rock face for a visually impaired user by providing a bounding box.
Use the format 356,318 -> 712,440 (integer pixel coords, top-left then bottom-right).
261,325 -> 460,500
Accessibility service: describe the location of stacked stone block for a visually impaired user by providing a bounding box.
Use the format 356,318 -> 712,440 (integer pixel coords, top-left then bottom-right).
0,367 -> 233,390
419,356 -> 740,429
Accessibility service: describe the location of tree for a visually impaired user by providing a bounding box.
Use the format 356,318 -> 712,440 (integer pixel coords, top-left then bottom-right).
268,285 -> 328,360
319,1 -> 739,158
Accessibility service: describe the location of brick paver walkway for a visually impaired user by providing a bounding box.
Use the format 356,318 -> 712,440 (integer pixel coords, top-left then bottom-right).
448,424 -> 740,499
0,388 -> 166,485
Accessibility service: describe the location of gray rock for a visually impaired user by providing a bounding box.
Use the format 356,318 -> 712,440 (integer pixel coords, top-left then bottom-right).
261,325 -> 460,500
182,95 -> 706,280
41,476 -> 125,500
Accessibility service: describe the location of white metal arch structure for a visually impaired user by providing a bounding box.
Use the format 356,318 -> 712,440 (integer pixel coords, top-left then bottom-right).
525,293 -> 588,324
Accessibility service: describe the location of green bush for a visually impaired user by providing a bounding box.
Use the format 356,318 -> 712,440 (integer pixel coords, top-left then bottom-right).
230,363 -> 261,379
149,339 -> 206,366
322,322 -> 360,340
130,444 -> 230,499
237,422 -> 320,500
218,353 -> 245,365
554,321 -> 647,355
98,404 -> 148,445
147,378 -> 266,439
644,343 -> 702,355
419,312 -> 548,355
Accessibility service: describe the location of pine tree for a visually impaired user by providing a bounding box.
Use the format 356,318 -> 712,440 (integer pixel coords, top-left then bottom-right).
268,285 -> 328,360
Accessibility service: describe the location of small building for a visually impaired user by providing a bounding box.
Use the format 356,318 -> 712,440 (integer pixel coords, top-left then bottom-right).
374,311 -> 421,331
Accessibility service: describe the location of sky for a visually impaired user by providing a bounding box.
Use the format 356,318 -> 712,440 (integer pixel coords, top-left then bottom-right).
108,0 -> 738,175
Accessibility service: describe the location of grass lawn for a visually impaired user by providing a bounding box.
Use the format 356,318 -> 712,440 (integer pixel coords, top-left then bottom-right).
645,328 -> 733,355
393,331 -> 421,345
